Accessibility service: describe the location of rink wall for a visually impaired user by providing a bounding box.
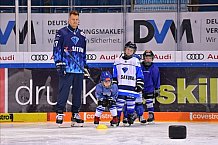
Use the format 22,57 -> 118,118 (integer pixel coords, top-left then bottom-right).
1,65 -> 218,113
1,112 -> 218,123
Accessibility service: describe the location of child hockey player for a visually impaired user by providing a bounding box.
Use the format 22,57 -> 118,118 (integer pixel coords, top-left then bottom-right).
113,41 -> 144,126
141,50 -> 160,123
94,71 -> 119,126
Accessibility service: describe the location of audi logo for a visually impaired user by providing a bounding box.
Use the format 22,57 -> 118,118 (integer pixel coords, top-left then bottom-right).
31,54 -> 49,61
186,53 -> 204,60
86,54 -> 97,60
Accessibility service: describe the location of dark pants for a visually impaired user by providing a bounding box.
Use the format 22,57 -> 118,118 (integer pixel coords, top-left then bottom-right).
56,73 -> 83,114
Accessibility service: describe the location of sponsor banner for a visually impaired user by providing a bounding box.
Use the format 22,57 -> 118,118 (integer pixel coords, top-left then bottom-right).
49,112 -> 218,122
1,51 -> 218,64
190,112 -> 218,122
0,12 -> 218,52
6,67 -> 218,113
2,112 -> 218,122
0,113 -> 13,122
0,113 -> 47,122
182,51 -> 218,62
0,68 -> 5,113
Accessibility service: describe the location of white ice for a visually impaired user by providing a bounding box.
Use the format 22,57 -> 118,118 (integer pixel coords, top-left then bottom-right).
1,122 -> 218,145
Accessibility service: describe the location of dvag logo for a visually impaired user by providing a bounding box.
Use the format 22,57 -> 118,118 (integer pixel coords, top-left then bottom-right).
0,20 -> 36,45
134,19 -> 194,44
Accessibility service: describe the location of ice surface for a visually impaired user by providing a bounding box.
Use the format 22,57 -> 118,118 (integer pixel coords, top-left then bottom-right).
1,122 -> 218,145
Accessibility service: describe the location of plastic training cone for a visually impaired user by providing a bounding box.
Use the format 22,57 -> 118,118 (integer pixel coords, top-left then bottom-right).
96,124 -> 108,129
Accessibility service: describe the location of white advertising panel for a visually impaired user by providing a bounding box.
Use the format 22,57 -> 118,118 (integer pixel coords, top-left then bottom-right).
0,12 -> 218,52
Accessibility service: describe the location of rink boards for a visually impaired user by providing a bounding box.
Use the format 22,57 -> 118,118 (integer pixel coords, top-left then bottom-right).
1,112 -> 218,123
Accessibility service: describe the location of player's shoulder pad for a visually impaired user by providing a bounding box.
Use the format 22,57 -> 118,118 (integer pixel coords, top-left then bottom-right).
131,57 -> 141,66
96,83 -> 102,88
133,54 -> 142,60
113,57 -> 120,65
152,63 -> 159,70
95,83 -> 103,91
111,84 -> 118,90
59,26 -> 69,36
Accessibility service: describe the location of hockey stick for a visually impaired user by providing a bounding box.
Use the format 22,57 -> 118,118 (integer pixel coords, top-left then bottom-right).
64,50 -> 96,85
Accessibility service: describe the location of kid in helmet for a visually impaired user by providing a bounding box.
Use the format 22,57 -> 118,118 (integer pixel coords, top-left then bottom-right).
123,41 -> 137,59
100,71 -> 112,88
143,50 -> 154,66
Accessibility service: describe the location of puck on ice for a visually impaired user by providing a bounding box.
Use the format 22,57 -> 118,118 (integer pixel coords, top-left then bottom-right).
169,125 -> 187,139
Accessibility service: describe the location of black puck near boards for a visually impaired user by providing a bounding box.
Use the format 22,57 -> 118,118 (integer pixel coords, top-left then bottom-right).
169,125 -> 187,139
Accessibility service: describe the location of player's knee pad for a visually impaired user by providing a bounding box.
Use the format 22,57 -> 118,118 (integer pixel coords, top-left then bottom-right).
135,103 -> 144,116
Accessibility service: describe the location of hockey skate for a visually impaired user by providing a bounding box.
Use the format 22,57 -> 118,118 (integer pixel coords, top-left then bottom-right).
127,114 -> 135,126
122,117 -> 128,126
116,117 -> 121,126
94,116 -> 100,126
139,115 -> 147,124
56,114 -> 65,127
110,116 -> 118,127
71,113 -> 84,127
147,112 -> 155,124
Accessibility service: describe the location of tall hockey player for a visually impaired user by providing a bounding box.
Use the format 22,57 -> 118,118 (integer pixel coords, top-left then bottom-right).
53,10 -> 87,126
94,71 -> 119,127
113,41 -> 144,126
141,50 -> 160,123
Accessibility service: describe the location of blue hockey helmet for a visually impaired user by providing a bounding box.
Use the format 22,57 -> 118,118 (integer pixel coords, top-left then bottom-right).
100,71 -> 112,82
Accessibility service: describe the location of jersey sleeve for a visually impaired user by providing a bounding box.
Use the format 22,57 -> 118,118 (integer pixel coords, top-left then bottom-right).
95,84 -> 104,100
111,84 -> 118,99
135,59 -> 144,89
112,62 -> 118,84
152,65 -> 160,89
81,31 -> 87,66
53,30 -> 64,64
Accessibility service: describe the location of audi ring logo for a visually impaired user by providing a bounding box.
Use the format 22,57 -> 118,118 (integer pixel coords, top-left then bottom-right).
31,54 -> 49,61
86,54 -> 97,60
186,53 -> 204,60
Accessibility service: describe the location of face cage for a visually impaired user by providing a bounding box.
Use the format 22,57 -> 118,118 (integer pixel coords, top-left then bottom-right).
101,80 -> 112,88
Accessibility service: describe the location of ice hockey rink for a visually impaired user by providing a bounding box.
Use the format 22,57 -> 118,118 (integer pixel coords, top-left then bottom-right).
1,122 -> 218,145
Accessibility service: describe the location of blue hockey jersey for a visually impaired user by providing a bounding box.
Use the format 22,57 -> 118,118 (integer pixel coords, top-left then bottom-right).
53,25 -> 86,73
141,63 -> 160,94
95,83 -> 118,100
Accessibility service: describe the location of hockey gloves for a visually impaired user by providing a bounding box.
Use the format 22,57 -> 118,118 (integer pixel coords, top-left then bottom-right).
98,97 -> 116,108
107,97 -> 116,107
56,62 -> 66,77
135,79 -> 144,92
98,99 -> 108,107
135,85 -> 143,92
154,89 -> 160,97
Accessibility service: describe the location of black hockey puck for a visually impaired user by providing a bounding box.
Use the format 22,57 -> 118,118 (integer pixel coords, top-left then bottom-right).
169,125 -> 187,139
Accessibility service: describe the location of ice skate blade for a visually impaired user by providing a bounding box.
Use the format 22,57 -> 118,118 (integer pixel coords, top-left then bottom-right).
71,122 -> 84,127
147,121 -> 155,125
123,123 -> 131,127
111,124 -> 118,127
